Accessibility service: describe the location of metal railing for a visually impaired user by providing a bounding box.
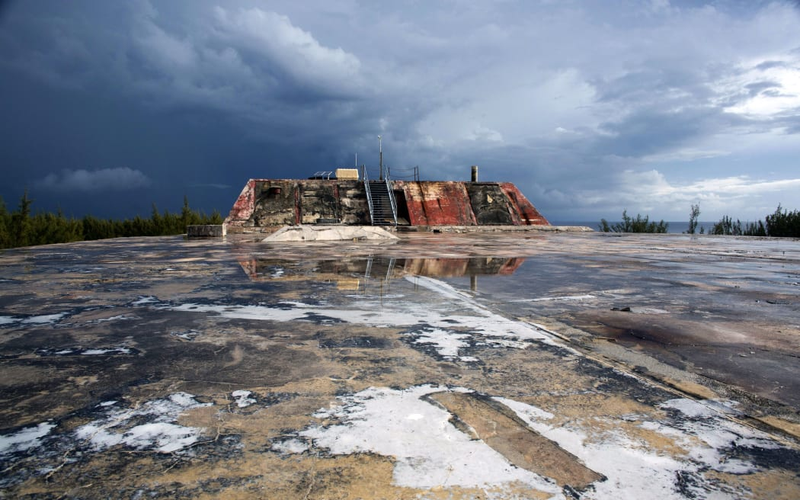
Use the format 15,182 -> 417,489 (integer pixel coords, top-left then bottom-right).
386,165 -> 419,182
361,165 -> 375,225
384,171 -> 398,226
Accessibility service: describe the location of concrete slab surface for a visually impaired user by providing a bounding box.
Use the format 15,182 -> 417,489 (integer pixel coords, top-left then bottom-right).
1,232 -> 799,498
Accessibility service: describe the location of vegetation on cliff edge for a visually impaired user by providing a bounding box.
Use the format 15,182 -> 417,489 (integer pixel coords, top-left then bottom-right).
599,204 -> 800,237
0,193 -> 223,249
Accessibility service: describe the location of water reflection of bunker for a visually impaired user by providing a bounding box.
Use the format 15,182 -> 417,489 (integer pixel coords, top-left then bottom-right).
238,256 -> 526,292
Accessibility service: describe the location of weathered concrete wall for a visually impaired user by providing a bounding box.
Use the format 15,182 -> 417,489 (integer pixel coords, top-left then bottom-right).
466,183 -> 515,225
299,182 -> 339,224
226,179 -> 371,230
225,178 -> 549,230
337,182 -> 370,225
186,224 -> 226,238
252,180 -> 299,226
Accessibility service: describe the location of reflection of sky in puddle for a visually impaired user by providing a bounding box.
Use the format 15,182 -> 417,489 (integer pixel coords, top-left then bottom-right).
141,273 -> 561,362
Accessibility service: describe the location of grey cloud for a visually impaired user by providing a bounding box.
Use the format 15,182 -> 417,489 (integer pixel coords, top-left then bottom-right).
595,107 -> 720,158
755,60 -> 788,71
39,168 -> 151,192
745,81 -> 782,96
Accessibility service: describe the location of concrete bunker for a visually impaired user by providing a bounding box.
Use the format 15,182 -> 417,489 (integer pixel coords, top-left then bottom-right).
225,172 -> 549,232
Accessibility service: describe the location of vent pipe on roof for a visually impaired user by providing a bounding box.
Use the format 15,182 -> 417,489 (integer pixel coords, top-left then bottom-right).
471,165 -> 478,182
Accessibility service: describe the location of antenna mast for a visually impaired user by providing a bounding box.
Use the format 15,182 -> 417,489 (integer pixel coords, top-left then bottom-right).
378,135 -> 383,181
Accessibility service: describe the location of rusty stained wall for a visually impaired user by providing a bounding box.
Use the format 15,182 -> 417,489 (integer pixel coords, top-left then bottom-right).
401,257 -> 526,277
499,182 -> 550,225
238,257 -> 526,281
397,181 -> 477,226
395,181 -> 549,226
226,179 -> 258,226
225,178 -> 549,229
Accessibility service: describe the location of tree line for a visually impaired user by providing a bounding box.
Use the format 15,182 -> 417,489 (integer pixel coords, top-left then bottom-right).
0,192 -> 223,249
599,204 -> 800,237
599,210 -> 669,233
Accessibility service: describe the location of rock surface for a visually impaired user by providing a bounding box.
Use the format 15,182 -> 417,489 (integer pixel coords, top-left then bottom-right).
0,232 -> 799,498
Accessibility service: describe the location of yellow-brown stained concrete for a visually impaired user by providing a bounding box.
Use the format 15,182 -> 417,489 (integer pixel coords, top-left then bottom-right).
1,232 -> 799,498
428,392 -> 605,490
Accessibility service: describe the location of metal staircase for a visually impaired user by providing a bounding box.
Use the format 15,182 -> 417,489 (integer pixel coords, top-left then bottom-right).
362,168 -> 398,226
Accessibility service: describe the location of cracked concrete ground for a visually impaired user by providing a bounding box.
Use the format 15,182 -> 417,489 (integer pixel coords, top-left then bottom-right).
1,231 -> 799,499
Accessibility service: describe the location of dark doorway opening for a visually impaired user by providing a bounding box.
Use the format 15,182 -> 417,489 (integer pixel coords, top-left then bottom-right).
394,190 -> 411,225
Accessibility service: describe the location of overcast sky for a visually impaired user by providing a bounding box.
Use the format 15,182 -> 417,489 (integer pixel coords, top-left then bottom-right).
1,0 -> 799,222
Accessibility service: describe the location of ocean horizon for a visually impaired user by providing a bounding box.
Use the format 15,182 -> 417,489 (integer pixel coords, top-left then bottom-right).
550,221 -> 719,234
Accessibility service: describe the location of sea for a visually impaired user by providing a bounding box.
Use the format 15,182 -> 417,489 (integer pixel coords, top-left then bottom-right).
550,221 -> 718,234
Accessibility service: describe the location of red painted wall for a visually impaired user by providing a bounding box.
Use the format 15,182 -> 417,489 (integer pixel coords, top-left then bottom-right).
398,181 -> 477,226
499,182 -> 550,225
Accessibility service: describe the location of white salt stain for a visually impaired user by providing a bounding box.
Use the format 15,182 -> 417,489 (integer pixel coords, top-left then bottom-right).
651,398 -> 782,474
22,313 -> 68,324
231,390 -> 256,408
407,327 -> 470,359
496,396 -> 786,498
0,422 -> 56,456
125,277 -> 574,390
160,275 -> 562,357
92,315 -> 134,323
523,294 -> 597,302
483,398 -> 699,498
405,276 -> 559,346
660,398 -> 717,418
75,393 -> 210,453
272,438 -> 308,454
297,385 -> 560,494
81,347 -> 132,356
493,397 -> 554,421
132,296 -> 159,306
0,313 -> 69,327
169,303 -> 310,323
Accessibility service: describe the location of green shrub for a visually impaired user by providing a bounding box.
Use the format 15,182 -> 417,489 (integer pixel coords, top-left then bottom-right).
0,193 -> 224,249
599,210 -> 669,233
765,204 -> 800,238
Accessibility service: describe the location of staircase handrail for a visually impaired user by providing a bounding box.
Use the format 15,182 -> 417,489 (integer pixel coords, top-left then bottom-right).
384,172 -> 398,226
362,166 -> 375,225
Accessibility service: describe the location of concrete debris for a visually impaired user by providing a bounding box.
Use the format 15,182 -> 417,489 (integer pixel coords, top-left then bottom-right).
262,225 -> 399,242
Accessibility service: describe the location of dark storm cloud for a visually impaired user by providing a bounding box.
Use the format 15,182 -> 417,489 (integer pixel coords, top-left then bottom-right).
755,61 -> 789,71
0,0 -> 799,221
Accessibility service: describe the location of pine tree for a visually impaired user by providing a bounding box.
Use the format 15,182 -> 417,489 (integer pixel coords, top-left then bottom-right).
0,196 -> 10,249
11,190 -> 33,247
